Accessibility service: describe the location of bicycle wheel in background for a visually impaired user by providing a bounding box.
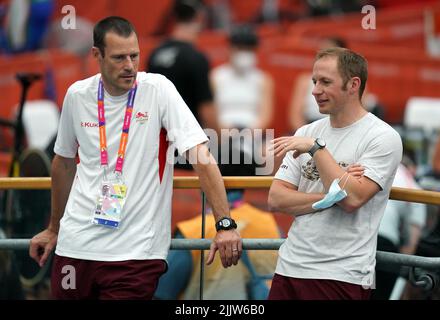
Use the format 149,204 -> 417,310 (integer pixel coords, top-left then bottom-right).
10,148 -> 52,290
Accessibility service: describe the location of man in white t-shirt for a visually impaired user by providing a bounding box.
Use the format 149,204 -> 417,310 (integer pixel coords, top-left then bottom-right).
28,16 -> 241,300
268,47 -> 402,300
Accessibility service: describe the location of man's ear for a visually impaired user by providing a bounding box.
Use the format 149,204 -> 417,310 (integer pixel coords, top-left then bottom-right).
92,47 -> 102,60
349,77 -> 361,95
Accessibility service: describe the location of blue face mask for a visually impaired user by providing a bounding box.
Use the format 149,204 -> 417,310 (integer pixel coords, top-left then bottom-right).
312,176 -> 348,210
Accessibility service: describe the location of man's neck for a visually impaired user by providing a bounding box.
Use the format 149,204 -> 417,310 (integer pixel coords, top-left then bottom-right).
101,78 -> 129,97
330,103 -> 368,128
171,24 -> 198,43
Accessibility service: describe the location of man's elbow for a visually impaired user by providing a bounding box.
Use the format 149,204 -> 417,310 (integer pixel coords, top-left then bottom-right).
339,196 -> 364,213
267,192 -> 281,212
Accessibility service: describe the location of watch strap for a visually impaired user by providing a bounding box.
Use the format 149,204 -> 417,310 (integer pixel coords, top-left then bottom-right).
308,140 -> 321,157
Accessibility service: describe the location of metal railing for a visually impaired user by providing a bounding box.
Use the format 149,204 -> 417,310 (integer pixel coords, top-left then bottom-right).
2,238 -> 440,270
1,177 -> 440,298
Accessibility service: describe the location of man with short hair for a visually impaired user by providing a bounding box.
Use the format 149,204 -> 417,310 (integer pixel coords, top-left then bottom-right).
29,16 -> 241,300
268,47 -> 402,300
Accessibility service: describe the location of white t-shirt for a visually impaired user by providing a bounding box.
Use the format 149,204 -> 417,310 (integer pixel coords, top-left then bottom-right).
379,164 -> 427,247
274,113 -> 402,287
54,72 -> 208,261
211,64 -> 264,129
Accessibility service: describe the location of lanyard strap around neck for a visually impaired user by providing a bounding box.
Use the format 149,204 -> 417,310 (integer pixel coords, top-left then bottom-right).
98,78 -> 138,174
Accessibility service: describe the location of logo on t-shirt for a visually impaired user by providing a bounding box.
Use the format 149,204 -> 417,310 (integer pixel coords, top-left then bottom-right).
301,160 -> 350,181
302,159 -> 320,181
152,47 -> 178,68
135,111 -> 149,124
81,121 -> 98,128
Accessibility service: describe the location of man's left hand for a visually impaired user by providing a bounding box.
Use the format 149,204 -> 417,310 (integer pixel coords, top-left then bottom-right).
206,229 -> 242,268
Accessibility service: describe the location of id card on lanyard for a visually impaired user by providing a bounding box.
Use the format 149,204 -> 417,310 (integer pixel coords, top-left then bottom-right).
92,78 -> 137,229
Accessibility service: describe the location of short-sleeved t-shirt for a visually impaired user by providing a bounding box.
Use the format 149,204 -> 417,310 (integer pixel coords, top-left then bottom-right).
274,113 -> 402,287
54,72 -> 208,261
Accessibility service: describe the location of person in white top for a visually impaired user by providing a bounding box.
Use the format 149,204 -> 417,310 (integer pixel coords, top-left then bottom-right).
372,162 -> 427,300
268,47 -> 402,300
434,136 -> 440,175
28,16 -> 241,300
211,25 -> 273,131
211,25 -> 273,175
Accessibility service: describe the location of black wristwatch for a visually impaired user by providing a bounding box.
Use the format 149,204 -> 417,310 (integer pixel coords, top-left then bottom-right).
215,217 -> 237,231
308,138 -> 326,157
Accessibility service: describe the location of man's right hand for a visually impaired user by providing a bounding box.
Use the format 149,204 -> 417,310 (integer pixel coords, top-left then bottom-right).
346,164 -> 364,179
29,229 -> 58,267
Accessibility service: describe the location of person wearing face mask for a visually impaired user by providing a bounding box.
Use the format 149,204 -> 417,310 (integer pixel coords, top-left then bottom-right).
267,48 -> 403,300
211,25 -> 274,175
211,24 -> 273,132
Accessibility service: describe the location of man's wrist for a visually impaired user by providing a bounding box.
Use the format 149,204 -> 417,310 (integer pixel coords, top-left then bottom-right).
48,223 -> 59,234
308,138 -> 326,157
215,217 -> 237,232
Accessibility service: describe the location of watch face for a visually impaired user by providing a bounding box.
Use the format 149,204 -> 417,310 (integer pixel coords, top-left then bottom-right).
222,219 -> 231,227
316,138 -> 326,147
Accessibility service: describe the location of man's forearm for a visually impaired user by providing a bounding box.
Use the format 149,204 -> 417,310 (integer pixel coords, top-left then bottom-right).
194,163 -> 230,221
313,149 -> 346,190
313,148 -> 367,211
268,183 -> 324,216
191,146 -> 230,221
49,155 -> 76,233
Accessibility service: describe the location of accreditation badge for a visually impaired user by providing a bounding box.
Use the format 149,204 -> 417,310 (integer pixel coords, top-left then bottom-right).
92,176 -> 127,229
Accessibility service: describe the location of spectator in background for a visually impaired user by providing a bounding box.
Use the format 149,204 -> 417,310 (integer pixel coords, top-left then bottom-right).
147,0 -> 216,130
211,24 -> 273,133
371,160 -> 427,300
433,135 -> 440,175
211,24 -> 274,175
0,0 -> 54,54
